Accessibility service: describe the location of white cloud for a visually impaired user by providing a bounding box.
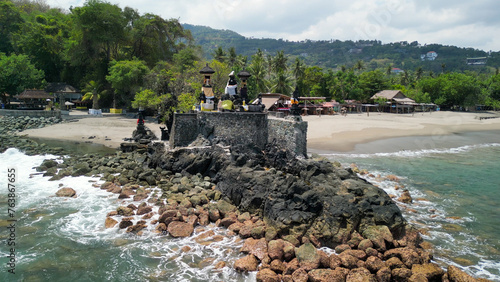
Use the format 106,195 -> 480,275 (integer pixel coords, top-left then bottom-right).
44,0 -> 500,51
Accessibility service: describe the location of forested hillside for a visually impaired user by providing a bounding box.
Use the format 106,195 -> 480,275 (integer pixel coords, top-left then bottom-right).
2,0 -> 500,114
184,24 -> 500,74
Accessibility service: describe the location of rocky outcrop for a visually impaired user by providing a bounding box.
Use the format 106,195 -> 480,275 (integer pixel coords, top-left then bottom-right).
148,143 -> 406,247
0,115 -> 62,134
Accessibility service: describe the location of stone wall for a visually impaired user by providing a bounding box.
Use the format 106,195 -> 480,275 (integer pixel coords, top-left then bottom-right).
170,112 -> 308,156
169,113 -> 198,148
268,117 -> 308,156
198,112 -> 268,149
0,109 -> 61,118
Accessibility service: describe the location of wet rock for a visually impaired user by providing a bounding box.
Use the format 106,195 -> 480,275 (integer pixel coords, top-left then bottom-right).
234,254 -> 259,272
240,238 -> 268,261
384,247 -> 422,268
256,268 -> 279,282
411,263 -> 445,281
119,218 -> 133,229
398,190 -> 413,204
105,217 -> 118,228
167,221 -> 194,238
447,265 -> 477,282
295,242 -> 320,271
267,239 -> 285,261
116,206 -> 134,216
55,187 -> 76,198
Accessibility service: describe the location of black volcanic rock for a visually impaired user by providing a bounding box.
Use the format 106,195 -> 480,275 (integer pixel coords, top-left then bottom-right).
147,144 -> 406,247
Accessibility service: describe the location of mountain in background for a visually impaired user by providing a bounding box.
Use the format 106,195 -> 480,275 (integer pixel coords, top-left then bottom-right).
183,23 -> 500,74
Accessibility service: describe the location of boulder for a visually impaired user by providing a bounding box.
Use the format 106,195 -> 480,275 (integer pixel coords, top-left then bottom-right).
267,239 -> 285,260
308,269 -> 343,282
447,265 -> 477,282
234,254 -> 259,272
136,205 -> 152,215
256,268 -> 279,282
55,187 -> 77,198
398,190 -> 413,203
240,238 -> 268,261
346,267 -> 377,282
411,263 -> 445,280
116,206 -> 134,216
295,242 -> 320,271
105,217 -> 118,228
392,268 -> 412,281
365,256 -> 386,273
167,221 -> 194,238
291,268 -> 308,282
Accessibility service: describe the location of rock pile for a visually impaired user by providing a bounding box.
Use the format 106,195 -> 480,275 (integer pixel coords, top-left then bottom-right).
0,115 -> 62,134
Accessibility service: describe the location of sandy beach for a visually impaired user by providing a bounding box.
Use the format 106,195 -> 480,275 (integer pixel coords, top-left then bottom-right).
18,111 -> 164,149
17,110 -> 500,153
304,111 -> 500,153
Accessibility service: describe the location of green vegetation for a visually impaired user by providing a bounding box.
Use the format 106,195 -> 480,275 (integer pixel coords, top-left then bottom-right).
1,0 -> 499,113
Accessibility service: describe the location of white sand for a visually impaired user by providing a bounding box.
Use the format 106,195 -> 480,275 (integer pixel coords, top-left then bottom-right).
18,112 -> 164,148
17,110 -> 500,152
303,111 -> 500,152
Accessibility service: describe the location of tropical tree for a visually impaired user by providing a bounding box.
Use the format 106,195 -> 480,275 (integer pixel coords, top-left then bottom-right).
67,0 -> 127,85
0,53 -> 45,104
106,59 -> 149,108
248,49 -> 268,95
0,1 -> 24,54
272,50 -> 288,74
131,89 -> 165,110
270,70 -> 293,95
212,46 -> 226,63
81,80 -> 106,109
13,10 -> 70,82
128,13 -> 193,66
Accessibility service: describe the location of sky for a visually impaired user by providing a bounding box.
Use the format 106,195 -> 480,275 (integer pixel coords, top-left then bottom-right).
46,0 -> 500,52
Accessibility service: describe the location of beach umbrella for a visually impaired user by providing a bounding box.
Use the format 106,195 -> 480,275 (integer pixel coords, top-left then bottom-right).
65,101 -> 75,106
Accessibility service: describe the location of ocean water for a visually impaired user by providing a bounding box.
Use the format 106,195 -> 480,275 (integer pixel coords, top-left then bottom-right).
0,148 -> 253,282
323,141 -> 500,281
1,137 -> 500,281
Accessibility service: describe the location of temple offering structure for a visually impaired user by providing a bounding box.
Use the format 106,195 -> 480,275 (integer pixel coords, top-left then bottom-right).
195,64 -> 264,112
199,64 -> 216,111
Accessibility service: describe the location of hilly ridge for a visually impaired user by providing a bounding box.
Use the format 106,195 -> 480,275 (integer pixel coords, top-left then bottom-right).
183,23 -> 500,74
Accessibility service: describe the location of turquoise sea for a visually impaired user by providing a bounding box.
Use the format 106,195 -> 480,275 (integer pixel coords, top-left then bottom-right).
322,132 -> 500,281
1,131 -> 499,281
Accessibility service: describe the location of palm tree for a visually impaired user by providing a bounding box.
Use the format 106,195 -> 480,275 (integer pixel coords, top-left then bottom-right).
212,46 -> 226,63
386,64 -> 393,76
415,67 -> 424,80
272,50 -> 288,74
354,60 -> 365,73
292,57 -> 305,81
249,49 -> 268,94
82,80 -> 105,109
270,70 -> 293,95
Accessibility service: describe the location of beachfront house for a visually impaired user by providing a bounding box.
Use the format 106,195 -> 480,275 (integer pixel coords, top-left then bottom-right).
371,90 -> 416,113
45,83 -> 82,110
15,89 -> 54,110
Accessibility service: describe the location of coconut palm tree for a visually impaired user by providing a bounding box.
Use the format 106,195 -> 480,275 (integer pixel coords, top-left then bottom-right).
81,80 -> 106,109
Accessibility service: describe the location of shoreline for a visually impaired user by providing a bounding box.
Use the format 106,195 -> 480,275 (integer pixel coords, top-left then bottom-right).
304,111 -> 500,154
9,111 -> 500,156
